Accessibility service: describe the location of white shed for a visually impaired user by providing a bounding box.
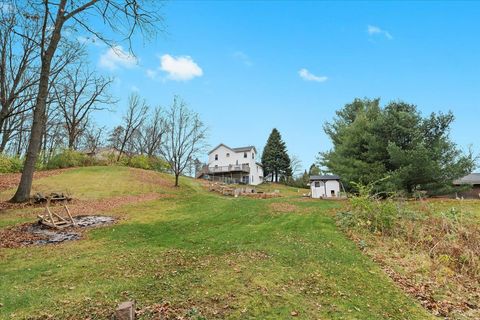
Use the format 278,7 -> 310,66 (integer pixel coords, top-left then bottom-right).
310,175 -> 341,199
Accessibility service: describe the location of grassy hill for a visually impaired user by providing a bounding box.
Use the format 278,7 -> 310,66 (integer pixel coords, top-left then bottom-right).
0,166 -> 432,319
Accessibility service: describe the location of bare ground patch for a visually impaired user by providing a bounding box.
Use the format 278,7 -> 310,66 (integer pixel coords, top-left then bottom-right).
269,202 -> 310,214
0,193 -> 163,248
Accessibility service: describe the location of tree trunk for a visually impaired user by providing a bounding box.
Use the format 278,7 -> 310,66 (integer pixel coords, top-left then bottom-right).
11,4 -> 66,202
175,173 -> 179,187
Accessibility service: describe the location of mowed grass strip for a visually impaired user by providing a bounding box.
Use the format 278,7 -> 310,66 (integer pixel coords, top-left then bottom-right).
0,167 -> 432,319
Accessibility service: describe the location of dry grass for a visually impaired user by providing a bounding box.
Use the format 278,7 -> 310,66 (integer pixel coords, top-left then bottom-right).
340,198 -> 480,319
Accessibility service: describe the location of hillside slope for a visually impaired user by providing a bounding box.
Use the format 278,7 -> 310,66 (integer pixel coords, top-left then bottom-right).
0,166 -> 432,319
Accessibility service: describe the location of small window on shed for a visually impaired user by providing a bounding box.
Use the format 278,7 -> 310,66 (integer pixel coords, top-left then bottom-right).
314,181 -> 320,188
215,154 -> 218,160
252,153 -> 255,159
244,152 -> 247,158
226,153 -> 230,157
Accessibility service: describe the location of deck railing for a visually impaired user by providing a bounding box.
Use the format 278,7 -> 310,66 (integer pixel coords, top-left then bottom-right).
200,164 -> 250,175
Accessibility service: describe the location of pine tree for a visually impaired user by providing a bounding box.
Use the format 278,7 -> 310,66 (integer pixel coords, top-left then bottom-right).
261,128 -> 292,182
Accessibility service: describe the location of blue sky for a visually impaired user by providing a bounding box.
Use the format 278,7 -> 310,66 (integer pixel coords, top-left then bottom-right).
83,1 -> 480,171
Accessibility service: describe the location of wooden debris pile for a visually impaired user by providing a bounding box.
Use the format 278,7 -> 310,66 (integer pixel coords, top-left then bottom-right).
208,183 -> 280,198
34,192 -> 75,229
32,192 -> 72,204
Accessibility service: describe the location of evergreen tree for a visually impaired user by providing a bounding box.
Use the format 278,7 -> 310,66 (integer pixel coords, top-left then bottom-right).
320,98 -> 476,195
261,128 -> 292,182
309,164 -> 321,176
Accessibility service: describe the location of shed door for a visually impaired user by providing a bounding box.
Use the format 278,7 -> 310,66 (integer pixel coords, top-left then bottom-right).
312,181 -> 323,198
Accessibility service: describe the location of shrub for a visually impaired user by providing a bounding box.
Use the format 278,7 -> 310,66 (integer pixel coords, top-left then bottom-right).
46,149 -> 93,169
120,155 -> 170,172
337,180 -> 401,235
148,156 -> 170,172
0,154 -> 23,173
128,154 -> 151,170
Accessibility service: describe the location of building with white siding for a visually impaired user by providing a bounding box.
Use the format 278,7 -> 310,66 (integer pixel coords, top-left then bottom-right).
196,143 -> 264,185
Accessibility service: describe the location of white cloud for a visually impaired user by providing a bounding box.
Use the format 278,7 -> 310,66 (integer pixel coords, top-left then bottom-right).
131,85 -> 139,92
232,51 -> 252,66
146,68 -> 157,79
160,54 -> 203,81
298,68 -> 328,83
98,46 -> 138,71
367,25 -> 393,39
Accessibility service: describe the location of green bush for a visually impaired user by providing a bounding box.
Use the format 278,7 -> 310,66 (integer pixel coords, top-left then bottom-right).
148,156 -> 170,172
0,154 -> 23,173
128,154 -> 151,170
336,180 -> 401,235
121,155 -> 170,172
46,149 -> 93,169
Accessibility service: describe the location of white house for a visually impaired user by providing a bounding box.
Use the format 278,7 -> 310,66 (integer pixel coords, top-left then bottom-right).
310,175 -> 341,198
196,143 -> 264,185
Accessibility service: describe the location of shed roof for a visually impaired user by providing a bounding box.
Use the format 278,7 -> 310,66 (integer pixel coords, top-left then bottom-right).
310,174 -> 340,181
453,173 -> 480,185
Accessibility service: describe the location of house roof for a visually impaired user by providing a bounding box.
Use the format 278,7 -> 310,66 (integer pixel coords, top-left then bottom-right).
310,174 -> 340,181
208,143 -> 256,155
232,146 -> 256,153
453,173 -> 480,185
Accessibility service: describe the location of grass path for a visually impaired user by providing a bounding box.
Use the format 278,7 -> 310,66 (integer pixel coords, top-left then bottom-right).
0,167 -> 433,319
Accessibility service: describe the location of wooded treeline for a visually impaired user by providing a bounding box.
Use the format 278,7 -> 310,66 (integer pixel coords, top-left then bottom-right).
0,1 -> 207,201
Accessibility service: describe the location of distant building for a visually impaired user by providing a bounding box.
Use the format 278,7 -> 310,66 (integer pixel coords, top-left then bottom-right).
453,173 -> 480,199
196,143 -> 264,185
309,175 -> 342,198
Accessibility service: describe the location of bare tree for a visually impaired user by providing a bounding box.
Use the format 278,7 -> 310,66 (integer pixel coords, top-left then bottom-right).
116,93 -> 148,161
0,7 -> 39,150
133,106 -> 167,157
81,123 -> 105,154
160,97 -> 207,187
54,63 -> 114,150
290,154 -> 303,178
10,0 -> 163,202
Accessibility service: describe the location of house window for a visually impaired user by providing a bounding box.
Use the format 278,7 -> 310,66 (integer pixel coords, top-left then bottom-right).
226,153 -> 230,157
215,154 -> 218,160
314,181 -> 320,188
252,153 -> 255,159
244,152 -> 247,158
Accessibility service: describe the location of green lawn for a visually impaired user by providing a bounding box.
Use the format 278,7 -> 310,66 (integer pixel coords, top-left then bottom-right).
0,166 -> 432,319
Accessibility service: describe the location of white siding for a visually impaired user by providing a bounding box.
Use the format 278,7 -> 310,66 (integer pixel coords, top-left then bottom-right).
208,145 -> 264,185
310,180 -> 340,198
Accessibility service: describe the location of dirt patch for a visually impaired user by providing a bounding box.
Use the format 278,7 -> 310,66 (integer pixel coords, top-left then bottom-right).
269,202 -> 298,213
0,192 -> 164,248
0,215 -> 115,248
269,202 -> 309,214
0,168 -> 73,193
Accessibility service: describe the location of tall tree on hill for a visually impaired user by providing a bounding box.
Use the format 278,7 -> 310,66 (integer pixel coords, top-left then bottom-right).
160,97 -> 207,187
261,128 -> 292,182
54,63 -> 114,150
10,0 -> 163,203
116,93 -> 148,161
320,98 -> 476,195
